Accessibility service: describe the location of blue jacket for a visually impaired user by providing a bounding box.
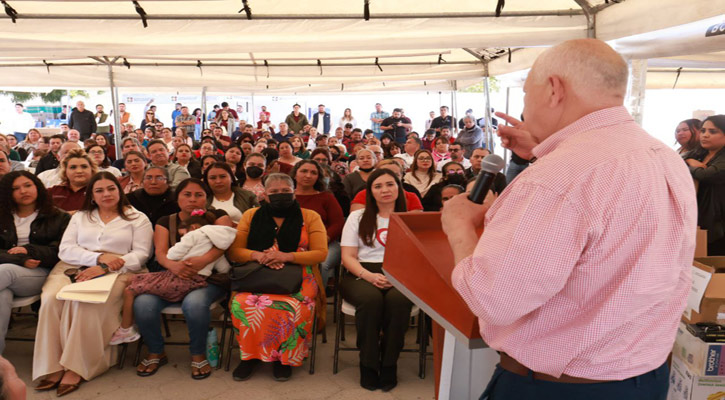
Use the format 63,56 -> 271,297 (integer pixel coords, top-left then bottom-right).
311,112 -> 331,134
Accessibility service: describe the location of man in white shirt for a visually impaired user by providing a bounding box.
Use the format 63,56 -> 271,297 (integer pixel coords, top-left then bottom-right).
394,137 -> 421,170
66,129 -> 81,143
236,105 -> 249,124
311,104 -> 331,134
37,141 -> 81,188
8,104 -> 35,142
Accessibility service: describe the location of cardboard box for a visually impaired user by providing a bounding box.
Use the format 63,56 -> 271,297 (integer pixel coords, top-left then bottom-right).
674,322 -> 725,376
683,258 -> 725,325
668,356 -> 725,400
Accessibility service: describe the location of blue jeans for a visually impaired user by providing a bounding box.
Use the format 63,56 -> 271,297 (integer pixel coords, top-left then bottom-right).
320,241 -> 341,285
133,284 -> 225,356
480,362 -> 669,400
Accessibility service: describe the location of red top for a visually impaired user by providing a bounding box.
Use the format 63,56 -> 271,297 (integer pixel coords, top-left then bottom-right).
452,106 -> 697,380
296,192 -> 345,241
351,190 -> 423,211
48,184 -> 87,212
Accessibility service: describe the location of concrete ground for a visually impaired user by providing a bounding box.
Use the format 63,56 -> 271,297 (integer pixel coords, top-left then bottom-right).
5,305 -> 435,400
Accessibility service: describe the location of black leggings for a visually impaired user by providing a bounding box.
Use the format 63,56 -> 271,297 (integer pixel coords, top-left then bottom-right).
339,262 -> 413,370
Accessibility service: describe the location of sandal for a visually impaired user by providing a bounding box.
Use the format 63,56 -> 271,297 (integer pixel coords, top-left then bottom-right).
136,355 -> 168,377
191,359 -> 211,380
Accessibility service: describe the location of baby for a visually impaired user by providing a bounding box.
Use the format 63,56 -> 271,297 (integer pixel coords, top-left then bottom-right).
110,210 -> 237,345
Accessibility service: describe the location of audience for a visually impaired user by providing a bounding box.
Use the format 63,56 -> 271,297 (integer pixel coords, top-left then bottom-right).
48,148 -> 97,212
126,167 -> 180,227
343,148 -> 377,200
204,162 -> 259,225
403,149 -> 441,197
675,118 -> 703,156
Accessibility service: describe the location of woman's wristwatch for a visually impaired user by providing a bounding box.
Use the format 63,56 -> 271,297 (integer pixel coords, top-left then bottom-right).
99,263 -> 109,272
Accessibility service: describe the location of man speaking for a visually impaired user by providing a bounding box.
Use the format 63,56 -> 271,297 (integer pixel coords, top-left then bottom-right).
441,39 -> 696,399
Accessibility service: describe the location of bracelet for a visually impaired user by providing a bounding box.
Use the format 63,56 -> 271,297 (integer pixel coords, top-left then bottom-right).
356,270 -> 366,280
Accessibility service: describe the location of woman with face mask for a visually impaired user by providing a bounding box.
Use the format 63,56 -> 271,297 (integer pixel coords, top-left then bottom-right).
239,153 -> 267,200
421,161 -> 467,211
227,173 -> 328,382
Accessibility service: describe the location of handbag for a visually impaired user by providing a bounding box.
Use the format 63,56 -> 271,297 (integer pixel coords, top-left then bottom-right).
229,261 -> 303,295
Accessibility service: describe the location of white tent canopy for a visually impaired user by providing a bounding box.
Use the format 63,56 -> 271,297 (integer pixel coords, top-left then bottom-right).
0,0 -> 723,91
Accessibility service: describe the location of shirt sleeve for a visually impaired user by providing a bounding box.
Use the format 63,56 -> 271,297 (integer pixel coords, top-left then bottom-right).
451,182 -> 591,326
340,211 -> 362,247
324,193 -> 345,241
291,210 -> 328,265
58,212 -> 103,266
690,155 -> 725,184
119,213 -> 154,272
405,192 -> 423,211
351,190 -> 366,205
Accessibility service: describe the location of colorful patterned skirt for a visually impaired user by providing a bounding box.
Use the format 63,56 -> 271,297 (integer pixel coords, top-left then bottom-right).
231,265 -> 318,366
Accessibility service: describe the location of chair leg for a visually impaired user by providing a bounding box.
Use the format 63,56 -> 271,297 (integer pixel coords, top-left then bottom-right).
322,323 -> 327,344
309,312 -> 317,375
225,323 -> 236,372
217,309 -> 229,370
340,313 -> 345,342
333,307 -> 344,374
117,343 -> 127,370
162,314 -> 171,338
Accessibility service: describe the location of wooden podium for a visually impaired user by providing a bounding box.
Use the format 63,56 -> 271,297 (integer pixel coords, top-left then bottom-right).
383,212 -> 500,400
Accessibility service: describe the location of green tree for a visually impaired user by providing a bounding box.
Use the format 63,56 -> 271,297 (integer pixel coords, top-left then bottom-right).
460,77 -> 500,93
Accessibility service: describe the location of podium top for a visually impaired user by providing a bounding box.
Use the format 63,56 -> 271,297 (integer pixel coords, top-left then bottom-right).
383,212 -> 485,349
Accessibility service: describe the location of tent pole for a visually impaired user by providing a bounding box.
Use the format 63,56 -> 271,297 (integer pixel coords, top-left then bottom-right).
450,81 -> 458,134
482,63 -> 494,152
201,86 -> 207,136
107,63 -> 122,161
503,86 -> 510,173
627,59 -> 648,126
251,93 -> 256,127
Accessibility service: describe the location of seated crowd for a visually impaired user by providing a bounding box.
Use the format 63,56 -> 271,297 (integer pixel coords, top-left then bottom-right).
0,100 -> 722,398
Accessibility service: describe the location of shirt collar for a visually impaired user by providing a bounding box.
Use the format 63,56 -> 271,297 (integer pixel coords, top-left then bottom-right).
532,106 -> 632,159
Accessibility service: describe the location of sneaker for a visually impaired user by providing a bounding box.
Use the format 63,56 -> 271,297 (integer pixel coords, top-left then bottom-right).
109,326 -> 140,345
272,361 -> 292,381
233,359 -> 260,381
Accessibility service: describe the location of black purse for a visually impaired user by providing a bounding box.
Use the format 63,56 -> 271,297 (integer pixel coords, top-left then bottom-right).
229,262 -> 303,295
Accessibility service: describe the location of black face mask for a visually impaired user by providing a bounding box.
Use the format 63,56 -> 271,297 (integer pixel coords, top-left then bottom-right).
267,193 -> 296,216
446,174 -> 466,186
359,167 -> 374,173
245,166 -> 264,179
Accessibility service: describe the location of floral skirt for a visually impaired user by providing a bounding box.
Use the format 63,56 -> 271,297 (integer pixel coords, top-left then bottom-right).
231,265 -> 318,366
127,270 -> 208,303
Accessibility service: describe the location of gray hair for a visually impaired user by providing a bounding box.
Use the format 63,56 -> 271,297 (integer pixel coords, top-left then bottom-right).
264,172 -> 294,189
356,148 -> 378,164
145,166 -> 170,181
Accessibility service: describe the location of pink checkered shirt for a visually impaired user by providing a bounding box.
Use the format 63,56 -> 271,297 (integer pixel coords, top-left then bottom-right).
452,106 -> 697,380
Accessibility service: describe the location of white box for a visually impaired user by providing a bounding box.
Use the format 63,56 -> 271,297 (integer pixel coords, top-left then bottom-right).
668,356 -> 725,400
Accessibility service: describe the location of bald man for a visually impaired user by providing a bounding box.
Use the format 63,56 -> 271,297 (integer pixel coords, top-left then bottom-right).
67,101 -> 96,141
441,39 -> 695,399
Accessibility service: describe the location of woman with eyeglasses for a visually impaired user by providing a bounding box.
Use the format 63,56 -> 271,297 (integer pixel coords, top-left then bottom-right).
422,161 -> 467,211
86,144 -> 122,178
403,149 -> 441,197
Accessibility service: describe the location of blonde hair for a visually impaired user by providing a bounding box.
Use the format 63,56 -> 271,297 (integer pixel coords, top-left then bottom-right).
59,148 -> 98,185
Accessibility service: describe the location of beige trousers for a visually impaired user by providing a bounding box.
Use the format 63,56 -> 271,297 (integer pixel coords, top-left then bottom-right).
32,260 -> 135,381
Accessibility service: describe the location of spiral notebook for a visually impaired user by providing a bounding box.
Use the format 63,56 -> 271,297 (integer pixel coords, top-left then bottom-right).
56,273 -> 119,304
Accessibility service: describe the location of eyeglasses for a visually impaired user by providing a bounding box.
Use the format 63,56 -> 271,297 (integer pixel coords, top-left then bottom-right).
144,176 -> 167,182
447,170 -> 464,175
418,157 -> 433,161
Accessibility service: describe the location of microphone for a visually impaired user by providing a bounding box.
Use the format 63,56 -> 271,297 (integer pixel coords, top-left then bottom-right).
468,154 -> 506,204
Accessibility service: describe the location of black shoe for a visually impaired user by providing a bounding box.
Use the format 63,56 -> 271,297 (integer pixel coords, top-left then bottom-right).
360,364 -> 379,391
379,365 -> 398,392
233,359 -> 260,381
272,361 -> 292,381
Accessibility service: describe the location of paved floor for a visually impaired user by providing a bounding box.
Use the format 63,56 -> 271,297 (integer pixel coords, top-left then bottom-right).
5,306 -> 435,400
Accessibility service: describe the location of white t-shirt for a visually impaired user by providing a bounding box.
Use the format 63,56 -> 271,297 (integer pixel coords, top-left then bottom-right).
211,195 -> 243,224
340,209 -> 389,263
13,211 -> 38,246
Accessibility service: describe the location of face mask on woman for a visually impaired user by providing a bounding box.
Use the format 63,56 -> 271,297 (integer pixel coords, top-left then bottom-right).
267,193 -> 295,215
245,166 -> 264,179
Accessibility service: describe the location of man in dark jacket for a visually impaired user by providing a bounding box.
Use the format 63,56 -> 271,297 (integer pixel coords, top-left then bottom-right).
67,101 -> 96,141
34,135 -> 65,175
311,104 -> 331,134
126,167 -> 180,227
